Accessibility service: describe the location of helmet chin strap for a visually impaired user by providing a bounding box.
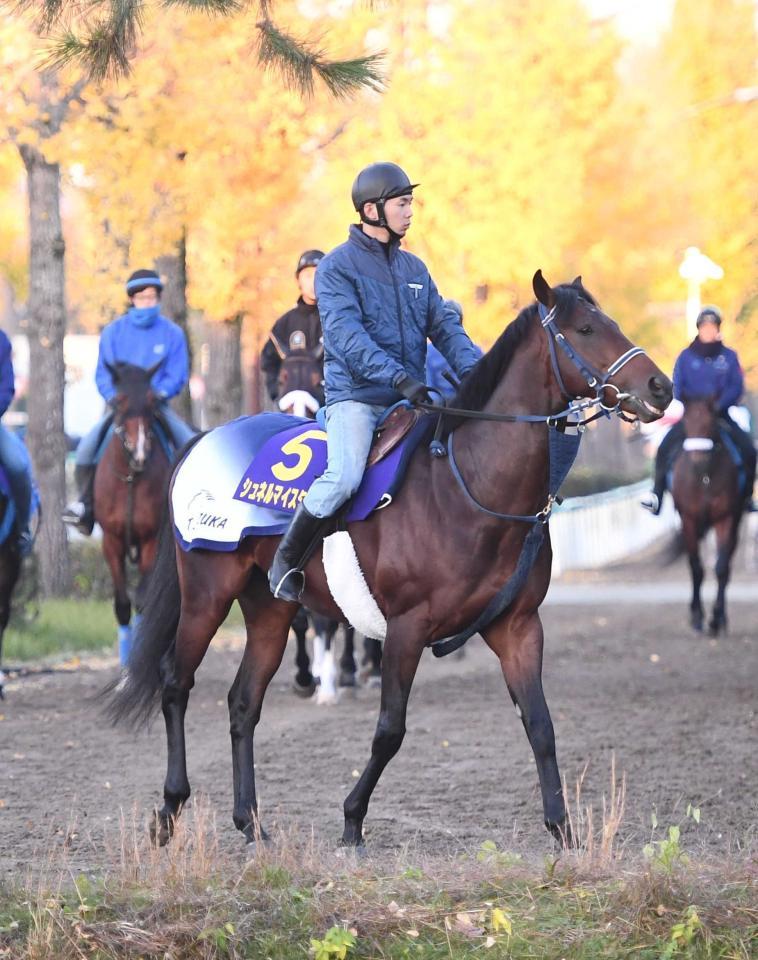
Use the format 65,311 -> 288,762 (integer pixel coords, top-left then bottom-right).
360,199 -> 402,240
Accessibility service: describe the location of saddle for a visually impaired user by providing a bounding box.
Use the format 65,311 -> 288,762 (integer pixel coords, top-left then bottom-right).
367,405 -> 421,467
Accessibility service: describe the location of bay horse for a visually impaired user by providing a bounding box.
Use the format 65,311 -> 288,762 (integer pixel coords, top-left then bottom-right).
0,504 -> 22,700
671,397 -> 744,634
277,349 -> 381,699
108,271 -> 671,848
95,362 -> 172,662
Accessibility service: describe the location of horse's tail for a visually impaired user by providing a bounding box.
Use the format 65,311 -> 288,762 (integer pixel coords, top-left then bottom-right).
102,432 -> 204,728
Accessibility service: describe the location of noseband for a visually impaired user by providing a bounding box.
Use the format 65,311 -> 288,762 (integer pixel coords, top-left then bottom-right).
537,302 -> 646,412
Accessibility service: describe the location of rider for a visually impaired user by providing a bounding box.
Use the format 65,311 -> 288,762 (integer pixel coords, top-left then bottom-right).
62,269 -> 195,534
261,249 -> 325,406
269,162 -> 481,601
641,305 -> 756,515
0,330 -> 34,555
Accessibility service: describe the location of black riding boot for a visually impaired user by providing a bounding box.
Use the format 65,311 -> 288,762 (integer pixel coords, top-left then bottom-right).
268,504 -> 328,602
62,464 -> 96,535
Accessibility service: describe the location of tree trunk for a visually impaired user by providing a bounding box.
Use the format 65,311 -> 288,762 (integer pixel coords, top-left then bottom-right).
19,143 -> 70,596
155,231 -> 194,423
205,315 -> 242,428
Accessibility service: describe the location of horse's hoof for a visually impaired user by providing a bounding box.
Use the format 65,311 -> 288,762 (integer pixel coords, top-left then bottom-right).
339,670 -> 357,688
546,820 -> 573,848
149,812 -> 173,847
292,677 -> 316,698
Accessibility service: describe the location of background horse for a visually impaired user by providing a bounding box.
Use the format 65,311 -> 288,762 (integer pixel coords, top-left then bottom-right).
0,486 -> 23,699
277,348 -> 381,700
671,397 -> 744,635
95,362 -> 172,662
108,271 -> 671,849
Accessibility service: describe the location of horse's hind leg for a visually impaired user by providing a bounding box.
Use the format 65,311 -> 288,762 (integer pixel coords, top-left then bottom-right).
291,606 -> 315,697
154,572 -> 235,845
229,572 -> 295,844
710,517 -> 738,636
482,611 -> 568,844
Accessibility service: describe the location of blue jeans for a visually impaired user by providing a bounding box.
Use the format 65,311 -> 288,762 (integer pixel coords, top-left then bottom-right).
0,425 -> 32,529
303,400 -> 385,518
75,403 -> 196,466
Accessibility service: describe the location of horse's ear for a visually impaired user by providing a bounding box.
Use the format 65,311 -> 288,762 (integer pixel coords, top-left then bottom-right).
532,269 -> 554,307
572,275 -> 583,288
146,360 -> 163,379
105,361 -> 119,382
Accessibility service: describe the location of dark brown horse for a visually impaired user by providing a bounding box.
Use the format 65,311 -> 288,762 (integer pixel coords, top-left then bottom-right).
108,272 -> 671,849
671,398 -> 744,635
95,362 -> 172,662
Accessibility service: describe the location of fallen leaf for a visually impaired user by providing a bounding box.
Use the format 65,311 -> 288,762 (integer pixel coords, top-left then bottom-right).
406,929 -> 419,938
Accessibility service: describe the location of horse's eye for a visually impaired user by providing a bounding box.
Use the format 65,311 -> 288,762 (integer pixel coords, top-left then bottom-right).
578,325 -> 593,336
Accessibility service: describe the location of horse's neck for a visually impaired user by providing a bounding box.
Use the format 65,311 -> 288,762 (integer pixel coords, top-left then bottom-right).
452,329 -> 561,518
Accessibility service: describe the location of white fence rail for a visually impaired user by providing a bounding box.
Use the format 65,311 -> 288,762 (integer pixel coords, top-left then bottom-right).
550,480 -> 680,575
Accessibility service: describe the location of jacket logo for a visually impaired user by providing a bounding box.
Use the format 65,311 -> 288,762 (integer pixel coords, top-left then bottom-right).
153,344 -> 166,354
408,283 -> 423,299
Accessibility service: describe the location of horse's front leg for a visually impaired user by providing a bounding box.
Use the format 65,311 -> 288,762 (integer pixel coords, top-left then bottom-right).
482,610 -> 568,844
681,517 -> 704,631
710,516 -> 738,635
102,532 -> 132,663
230,581 -> 294,845
339,625 -> 357,688
342,617 -> 423,847
291,606 -> 315,697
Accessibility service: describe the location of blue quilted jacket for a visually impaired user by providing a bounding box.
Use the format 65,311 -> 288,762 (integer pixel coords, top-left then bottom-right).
315,225 -> 480,406
673,340 -> 744,413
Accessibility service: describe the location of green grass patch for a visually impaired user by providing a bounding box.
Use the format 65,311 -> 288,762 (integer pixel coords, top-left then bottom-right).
3,598 -> 117,661
1,806 -> 755,960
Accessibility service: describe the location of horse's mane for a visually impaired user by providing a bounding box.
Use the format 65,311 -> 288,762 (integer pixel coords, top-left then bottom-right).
449,282 -> 598,419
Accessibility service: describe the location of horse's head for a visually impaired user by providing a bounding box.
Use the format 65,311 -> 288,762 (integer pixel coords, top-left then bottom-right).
277,348 -> 323,419
680,396 -> 719,468
107,361 -> 161,471
533,271 -> 672,423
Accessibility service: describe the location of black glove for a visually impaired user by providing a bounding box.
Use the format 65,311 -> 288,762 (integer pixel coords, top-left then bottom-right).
396,375 -> 432,404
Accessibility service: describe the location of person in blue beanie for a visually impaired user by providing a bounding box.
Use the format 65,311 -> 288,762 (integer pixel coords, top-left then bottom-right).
0,330 -> 34,555
269,162 -> 480,601
641,305 -> 756,515
62,269 -> 195,534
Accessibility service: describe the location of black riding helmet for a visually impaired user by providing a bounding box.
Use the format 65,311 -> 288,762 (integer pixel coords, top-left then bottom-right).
295,250 -> 325,276
351,162 -> 419,231
696,305 -> 722,327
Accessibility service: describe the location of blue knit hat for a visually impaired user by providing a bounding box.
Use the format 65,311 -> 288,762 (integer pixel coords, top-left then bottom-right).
126,269 -> 163,295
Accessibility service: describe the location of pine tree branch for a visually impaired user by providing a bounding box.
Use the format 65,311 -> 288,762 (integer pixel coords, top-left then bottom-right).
256,19 -> 384,99
160,0 -> 242,15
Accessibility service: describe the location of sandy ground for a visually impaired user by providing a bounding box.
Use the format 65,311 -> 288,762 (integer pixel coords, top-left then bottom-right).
1,547 -> 756,878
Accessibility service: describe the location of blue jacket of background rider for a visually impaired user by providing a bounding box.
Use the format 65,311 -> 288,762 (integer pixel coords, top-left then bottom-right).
95,307 -> 189,403
0,331 -> 15,418
672,339 -> 744,414
315,224 -> 481,407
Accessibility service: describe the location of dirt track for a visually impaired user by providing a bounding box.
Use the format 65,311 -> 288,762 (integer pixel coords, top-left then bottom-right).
1,556 -> 756,878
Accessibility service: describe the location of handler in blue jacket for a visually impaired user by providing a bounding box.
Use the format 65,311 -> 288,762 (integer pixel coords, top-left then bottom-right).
0,331 -> 34,554
269,162 -> 481,601
63,269 -> 195,534
641,305 -> 756,515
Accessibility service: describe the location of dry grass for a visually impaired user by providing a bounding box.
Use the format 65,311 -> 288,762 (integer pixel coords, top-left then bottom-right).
1,769 -> 756,960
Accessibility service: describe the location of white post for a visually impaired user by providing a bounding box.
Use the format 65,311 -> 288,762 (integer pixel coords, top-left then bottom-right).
678,247 -> 724,340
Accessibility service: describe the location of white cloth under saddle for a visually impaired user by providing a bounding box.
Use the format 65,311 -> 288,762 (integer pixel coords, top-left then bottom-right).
322,531 -> 387,641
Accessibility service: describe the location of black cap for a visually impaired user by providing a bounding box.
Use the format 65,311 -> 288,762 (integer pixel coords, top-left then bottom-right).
696,305 -> 722,327
296,250 -> 325,276
126,269 -> 163,295
351,162 -> 418,213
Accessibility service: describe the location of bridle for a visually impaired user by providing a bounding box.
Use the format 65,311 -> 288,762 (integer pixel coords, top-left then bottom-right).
418,298 -> 651,523
114,416 -> 153,477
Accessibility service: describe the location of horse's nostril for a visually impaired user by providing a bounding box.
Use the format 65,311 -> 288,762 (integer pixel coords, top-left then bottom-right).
649,375 -> 671,400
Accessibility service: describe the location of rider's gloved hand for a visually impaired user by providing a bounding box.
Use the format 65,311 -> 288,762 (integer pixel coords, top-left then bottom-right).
396,375 -> 433,405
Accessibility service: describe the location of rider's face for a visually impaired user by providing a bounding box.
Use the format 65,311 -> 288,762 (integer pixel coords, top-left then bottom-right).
297,267 -> 317,304
697,320 -> 720,343
383,195 -> 413,236
131,288 -> 159,307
